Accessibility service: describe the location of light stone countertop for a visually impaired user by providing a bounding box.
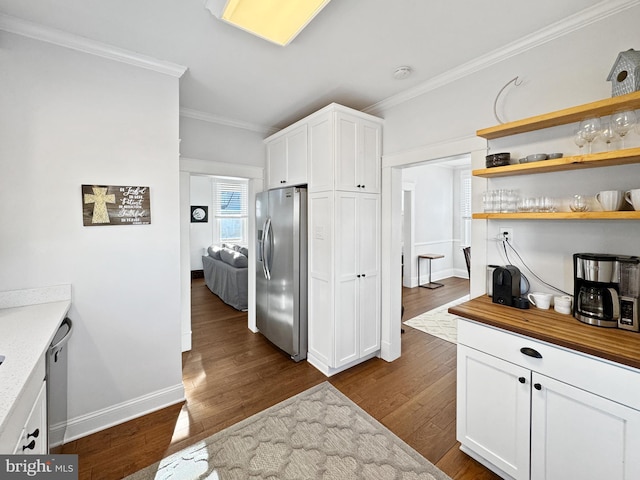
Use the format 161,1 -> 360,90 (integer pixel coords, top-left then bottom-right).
0,286 -> 71,434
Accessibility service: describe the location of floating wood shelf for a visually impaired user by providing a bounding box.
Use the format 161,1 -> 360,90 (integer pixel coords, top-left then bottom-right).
477,91 -> 640,140
473,211 -> 640,220
473,147 -> 640,178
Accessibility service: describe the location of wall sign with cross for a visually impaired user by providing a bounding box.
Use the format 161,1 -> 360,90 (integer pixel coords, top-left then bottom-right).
82,185 -> 151,226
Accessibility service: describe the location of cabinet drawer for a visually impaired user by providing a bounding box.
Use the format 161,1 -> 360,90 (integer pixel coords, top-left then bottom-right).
458,318 -> 640,411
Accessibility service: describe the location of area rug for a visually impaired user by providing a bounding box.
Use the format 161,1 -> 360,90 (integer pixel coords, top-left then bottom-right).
124,382 -> 452,480
403,296 -> 469,344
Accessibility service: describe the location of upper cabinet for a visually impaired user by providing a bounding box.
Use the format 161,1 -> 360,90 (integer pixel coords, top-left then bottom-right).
473,91 -> 640,220
264,104 -> 382,193
265,124 -> 308,189
308,105 -> 382,193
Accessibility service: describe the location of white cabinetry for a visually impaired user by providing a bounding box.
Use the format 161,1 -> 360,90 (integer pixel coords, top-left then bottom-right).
308,192 -> 380,373
13,381 -> 47,454
457,318 -> 640,480
265,123 -> 307,189
304,104 -> 382,376
309,106 -> 381,193
0,358 -> 48,454
334,192 -> 380,366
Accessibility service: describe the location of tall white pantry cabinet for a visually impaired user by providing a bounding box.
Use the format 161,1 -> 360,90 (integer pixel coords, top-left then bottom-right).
265,103 -> 383,376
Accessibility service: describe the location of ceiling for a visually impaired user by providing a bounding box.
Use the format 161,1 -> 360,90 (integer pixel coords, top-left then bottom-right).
0,0 -> 612,132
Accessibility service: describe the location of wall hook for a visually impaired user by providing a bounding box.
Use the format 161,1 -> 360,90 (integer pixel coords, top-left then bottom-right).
493,76 -> 523,124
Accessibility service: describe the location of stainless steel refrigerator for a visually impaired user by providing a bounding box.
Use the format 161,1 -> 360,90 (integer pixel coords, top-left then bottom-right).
256,186 -> 307,361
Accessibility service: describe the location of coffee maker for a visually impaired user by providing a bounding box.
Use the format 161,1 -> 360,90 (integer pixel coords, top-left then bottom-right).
492,265 -> 521,307
573,253 -> 640,331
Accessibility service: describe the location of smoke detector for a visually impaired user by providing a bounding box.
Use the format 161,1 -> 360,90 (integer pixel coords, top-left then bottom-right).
393,66 -> 412,80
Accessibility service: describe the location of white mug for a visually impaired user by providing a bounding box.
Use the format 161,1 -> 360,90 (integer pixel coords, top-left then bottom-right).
625,189 -> 640,211
553,295 -> 572,315
595,190 -> 624,211
528,292 -> 553,309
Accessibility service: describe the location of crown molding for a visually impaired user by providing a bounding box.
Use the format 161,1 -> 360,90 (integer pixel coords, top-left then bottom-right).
365,0 -> 640,116
180,107 -> 279,135
0,13 -> 187,78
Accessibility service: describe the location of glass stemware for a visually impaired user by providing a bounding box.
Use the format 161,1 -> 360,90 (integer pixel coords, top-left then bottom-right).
611,110 -> 637,148
579,118 -> 601,154
600,120 -> 616,150
573,129 -> 586,153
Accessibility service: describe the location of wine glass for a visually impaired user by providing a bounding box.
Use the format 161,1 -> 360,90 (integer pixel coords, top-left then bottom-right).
611,110 -> 637,148
579,118 -> 601,154
600,120 -> 616,150
573,129 -> 586,153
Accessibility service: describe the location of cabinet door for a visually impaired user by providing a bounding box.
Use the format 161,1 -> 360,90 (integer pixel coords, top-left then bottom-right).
335,113 -> 381,193
530,373 -> 640,480
357,194 -> 380,356
266,124 -> 308,189
285,124 -> 308,186
335,113 -> 358,192
14,381 -> 47,454
457,345 -> 531,480
359,119 -> 381,194
266,136 -> 287,189
335,193 -> 358,366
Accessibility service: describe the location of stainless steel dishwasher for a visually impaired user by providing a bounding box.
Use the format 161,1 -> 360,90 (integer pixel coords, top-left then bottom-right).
47,317 -> 73,450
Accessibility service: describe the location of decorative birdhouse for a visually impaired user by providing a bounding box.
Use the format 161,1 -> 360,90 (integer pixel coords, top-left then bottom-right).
607,49 -> 640,97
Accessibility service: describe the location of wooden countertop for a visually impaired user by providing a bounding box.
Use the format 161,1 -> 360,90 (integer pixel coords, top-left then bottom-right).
449,295 -> 640,371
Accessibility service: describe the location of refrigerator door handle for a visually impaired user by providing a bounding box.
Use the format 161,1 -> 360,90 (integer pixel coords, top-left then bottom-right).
263,217 -> 272,280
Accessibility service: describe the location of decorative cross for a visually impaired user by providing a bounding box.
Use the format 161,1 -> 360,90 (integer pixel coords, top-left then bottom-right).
84,186 -> 115,224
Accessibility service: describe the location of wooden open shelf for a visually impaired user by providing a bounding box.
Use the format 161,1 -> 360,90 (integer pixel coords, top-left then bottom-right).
477,91 -> 640,140
473,147 -> 640,178
473,211 -> 640,220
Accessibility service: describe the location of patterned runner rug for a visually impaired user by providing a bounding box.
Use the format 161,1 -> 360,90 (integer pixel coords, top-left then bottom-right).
125,382 -> 452,480
403,296 -> 469,344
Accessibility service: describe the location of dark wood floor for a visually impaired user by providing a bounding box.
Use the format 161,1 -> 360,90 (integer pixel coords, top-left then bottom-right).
60,276 -> 500,480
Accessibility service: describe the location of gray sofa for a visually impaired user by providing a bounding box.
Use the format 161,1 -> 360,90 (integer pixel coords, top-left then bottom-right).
202,244 -> 248,311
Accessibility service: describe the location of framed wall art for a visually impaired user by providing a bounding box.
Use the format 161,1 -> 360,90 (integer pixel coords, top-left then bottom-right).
190,206 -> 209,223
82,184 -> 151,226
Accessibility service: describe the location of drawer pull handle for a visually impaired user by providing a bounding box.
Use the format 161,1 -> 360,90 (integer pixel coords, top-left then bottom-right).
27,428 -> 40,439
534,383 -> 542,391
520,347 -> 542,359
518,377 -> 526,384
23,440 -> 36,451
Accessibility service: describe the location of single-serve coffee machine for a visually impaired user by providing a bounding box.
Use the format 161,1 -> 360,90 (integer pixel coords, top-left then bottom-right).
573,253 -> 640,331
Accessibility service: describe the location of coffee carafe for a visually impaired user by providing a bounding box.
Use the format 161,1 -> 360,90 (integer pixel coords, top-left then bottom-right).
573,253 -> 621,327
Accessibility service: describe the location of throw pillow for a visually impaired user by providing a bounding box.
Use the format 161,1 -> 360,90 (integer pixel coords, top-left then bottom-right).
220,247 -> 248,268
207,244 -> 222,260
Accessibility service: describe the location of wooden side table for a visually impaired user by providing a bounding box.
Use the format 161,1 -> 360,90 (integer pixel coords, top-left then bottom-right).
418,254 -> 444,289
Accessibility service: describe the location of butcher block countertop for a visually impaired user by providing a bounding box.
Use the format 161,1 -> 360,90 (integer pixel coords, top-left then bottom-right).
449,295 -> 640,371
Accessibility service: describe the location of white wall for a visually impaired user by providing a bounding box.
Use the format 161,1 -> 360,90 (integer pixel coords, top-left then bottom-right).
180,116 -> 267,168
0,32 -> 184,440
379,5 -> 640,359
189,175 -> 215,270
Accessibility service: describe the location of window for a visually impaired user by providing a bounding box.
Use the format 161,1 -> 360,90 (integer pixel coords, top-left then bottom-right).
214,179 -> 248,245
461,171 -> 472,247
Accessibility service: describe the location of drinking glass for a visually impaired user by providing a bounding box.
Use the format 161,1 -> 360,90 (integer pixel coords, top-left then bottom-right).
611,110 -> 637,148
573,129 -> 586,153
600,120 -> 616,150
579,118 -> 601,154
569,195 -> 589,212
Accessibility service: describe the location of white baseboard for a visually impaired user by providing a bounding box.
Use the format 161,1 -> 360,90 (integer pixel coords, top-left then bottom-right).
307,351 -> 379,377
181,331 -> 192,352
63,383 -> 185,443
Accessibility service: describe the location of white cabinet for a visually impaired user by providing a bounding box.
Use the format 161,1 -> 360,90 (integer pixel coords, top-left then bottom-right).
334,192 -> 380,366
457,318 -> 640,480
308,191 -> 380,374
457,345 -> 531,479
308,104 -> 382,194
265,123 -> 307,189
13,381 -> 47,454
0,357 -> 48,454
